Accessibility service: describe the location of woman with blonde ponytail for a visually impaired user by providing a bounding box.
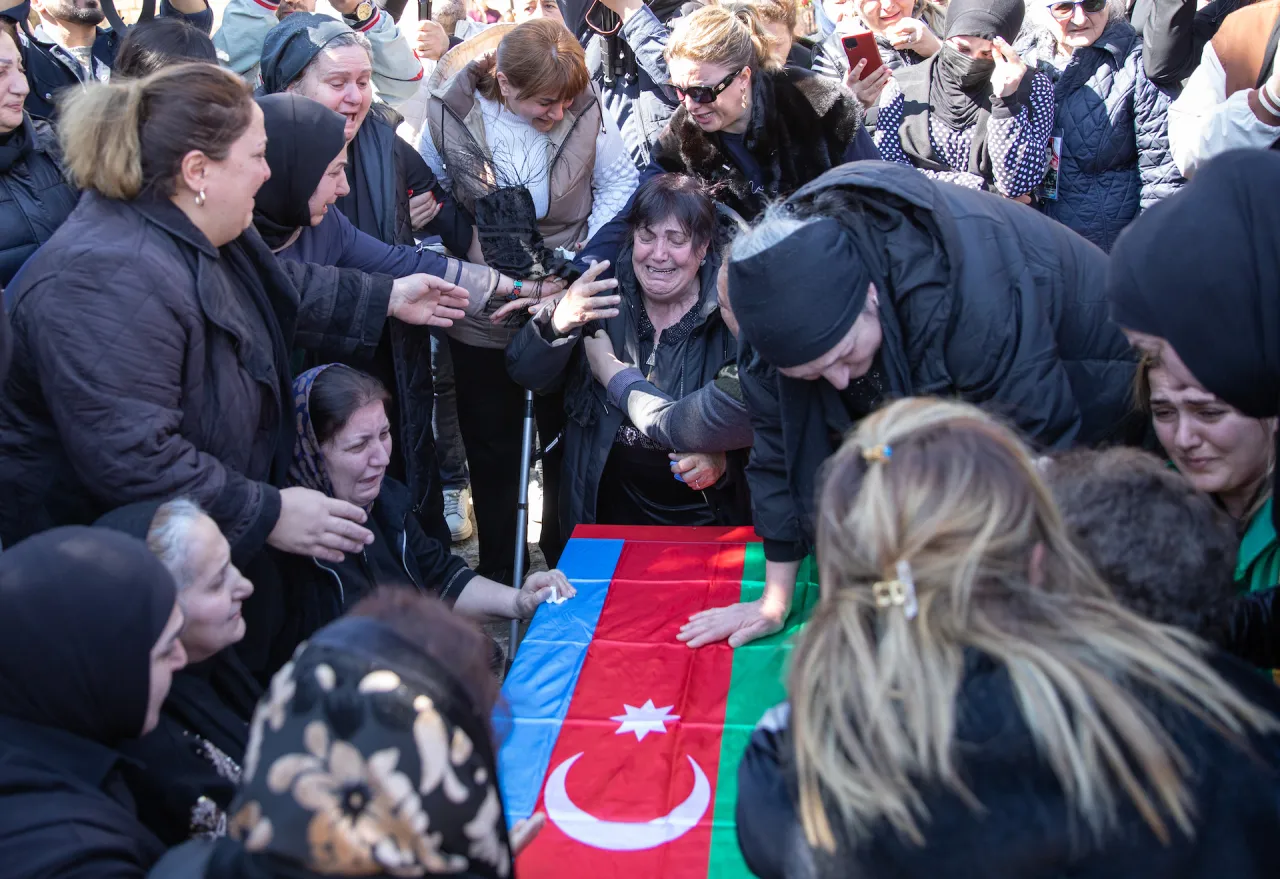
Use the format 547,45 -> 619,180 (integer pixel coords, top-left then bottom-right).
650,3 -> 879,222
736,397 -> 1280,879
0,63 -> 471,677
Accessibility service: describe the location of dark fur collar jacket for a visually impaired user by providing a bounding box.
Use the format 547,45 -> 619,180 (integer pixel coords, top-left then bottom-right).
653,67 -> 867,221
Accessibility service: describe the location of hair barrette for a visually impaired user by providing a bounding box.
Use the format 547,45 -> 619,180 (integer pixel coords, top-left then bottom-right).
862,444 -> 893,464
872,559 -> 918,620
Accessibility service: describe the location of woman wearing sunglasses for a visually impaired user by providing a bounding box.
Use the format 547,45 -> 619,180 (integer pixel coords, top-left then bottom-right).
872,0 -> 1053,200
648,4 -> 880,223
1015,0 -> 1183,251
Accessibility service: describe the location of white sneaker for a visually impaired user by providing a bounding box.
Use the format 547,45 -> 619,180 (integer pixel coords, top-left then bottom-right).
443,487 -> 473,543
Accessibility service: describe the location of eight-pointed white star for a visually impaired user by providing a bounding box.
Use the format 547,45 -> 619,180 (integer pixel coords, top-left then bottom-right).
611,700 -> 680,741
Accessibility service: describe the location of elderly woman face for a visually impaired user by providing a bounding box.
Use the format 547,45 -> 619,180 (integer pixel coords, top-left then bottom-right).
1047,0 -> 1108,50
290,44 -> 373,142
0,32 -> 28,134
177,515 -> 255,664
632,214 -> 710,304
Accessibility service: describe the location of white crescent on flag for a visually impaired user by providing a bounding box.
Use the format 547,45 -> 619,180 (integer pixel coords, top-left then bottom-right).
542,751 -> 712,852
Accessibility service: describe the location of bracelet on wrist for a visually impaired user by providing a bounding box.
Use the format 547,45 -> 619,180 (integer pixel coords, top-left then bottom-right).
1261,82 -> 1280,119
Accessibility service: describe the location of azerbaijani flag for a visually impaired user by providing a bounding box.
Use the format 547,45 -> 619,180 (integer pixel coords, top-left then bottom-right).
498,525 -> 819,878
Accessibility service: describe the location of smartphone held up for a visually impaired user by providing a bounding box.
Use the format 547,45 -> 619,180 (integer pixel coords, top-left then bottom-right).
842,31 -> 885,81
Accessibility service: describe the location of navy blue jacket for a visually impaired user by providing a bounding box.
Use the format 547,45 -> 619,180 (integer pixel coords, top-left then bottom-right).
16,0 -> 213,121
1018,20 -> 1185,251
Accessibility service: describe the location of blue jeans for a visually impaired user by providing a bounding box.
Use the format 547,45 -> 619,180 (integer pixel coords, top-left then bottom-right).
431,331 -> 470,491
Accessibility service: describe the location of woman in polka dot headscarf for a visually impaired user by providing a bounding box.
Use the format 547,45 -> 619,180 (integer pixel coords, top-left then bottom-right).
866,0 -> 1055,200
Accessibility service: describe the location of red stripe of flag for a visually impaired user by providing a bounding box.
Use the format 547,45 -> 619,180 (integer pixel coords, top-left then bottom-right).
517,539 -> 745,878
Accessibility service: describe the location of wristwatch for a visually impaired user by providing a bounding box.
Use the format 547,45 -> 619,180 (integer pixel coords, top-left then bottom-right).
346,0 -> 377,26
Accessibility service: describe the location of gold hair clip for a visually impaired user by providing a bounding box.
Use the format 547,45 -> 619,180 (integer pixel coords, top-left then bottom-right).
862,444 -> 893,464
872,559 -> 918,620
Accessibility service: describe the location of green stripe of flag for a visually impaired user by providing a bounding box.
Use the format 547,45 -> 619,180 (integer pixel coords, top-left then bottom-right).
707,544 -> 820,878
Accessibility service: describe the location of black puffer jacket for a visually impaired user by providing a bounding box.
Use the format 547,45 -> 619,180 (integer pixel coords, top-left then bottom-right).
743,162 -> 1138,563
0,115 -> 77,285
1017,20 -> 1184,251
507,244 -> 752,536
737,651 -> 1280,879
0,192 -> 391,551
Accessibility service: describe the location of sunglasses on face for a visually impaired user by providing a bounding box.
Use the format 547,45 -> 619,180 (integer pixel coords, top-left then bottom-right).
669,66 -> 745,104
1048,0 -> 1107,19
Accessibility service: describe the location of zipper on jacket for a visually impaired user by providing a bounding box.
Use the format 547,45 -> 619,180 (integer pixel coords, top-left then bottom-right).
400,523 -> 422,592
312,557 -> 345,607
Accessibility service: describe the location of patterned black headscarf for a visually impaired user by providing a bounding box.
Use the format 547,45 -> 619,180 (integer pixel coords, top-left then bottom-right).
216,615 -> 513,878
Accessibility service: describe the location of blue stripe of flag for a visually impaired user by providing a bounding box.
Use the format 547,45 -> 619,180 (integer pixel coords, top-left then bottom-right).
497,538 -> 624,823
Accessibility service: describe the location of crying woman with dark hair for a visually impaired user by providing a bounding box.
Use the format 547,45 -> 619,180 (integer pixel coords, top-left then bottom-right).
507,172 -> 753,538
263,363 -> 574,675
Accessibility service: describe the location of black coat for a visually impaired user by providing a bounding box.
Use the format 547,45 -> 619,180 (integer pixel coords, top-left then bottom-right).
0,114 -> 77,285
652,66 -> 878,221
116,654 -> 260,847
266,477 -> 477,675
743,163 -> 1138,563
736,651 -> 1280,879
507,245 -> 752,536
0,714 -> 166,879
0,192 -> 391,553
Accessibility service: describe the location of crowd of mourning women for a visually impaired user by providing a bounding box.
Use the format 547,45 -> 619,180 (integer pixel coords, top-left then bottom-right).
0,0 -> 1279,872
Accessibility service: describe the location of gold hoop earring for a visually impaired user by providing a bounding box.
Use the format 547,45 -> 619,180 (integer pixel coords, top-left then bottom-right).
195,189 -> 206,207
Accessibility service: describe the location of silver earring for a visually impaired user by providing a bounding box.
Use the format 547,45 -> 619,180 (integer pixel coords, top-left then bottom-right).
699,257 -> 706,266
195,189 -> 206,207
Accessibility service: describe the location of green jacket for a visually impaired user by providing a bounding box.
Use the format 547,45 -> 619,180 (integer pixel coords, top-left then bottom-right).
1236,498 -> 1280,595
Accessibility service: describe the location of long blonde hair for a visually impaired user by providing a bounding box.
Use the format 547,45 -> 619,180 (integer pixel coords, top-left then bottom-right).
791,398 -> 1277,853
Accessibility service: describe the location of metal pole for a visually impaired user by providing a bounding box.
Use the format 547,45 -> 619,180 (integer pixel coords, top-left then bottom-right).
507,388 -> 537,671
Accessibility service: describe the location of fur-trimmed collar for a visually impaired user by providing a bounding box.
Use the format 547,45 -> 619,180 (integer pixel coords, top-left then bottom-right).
652,67 -> 864,220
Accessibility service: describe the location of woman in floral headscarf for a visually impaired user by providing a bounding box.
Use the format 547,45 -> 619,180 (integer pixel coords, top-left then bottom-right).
255,363 -> 574,676
149,588 -> 545,877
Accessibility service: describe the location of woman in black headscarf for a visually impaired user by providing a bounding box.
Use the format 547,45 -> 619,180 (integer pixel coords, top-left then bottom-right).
149,588 -> 540,878
1108,149 -> 1280,526
255,94 -> 524,321
96,500 -> 263,848
253,93 -> 532,551
680,160 -> 1136,651
871,0 -> 1055,198
0,527 -> 187,879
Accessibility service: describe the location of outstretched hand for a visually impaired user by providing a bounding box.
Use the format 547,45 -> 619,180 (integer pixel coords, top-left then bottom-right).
551,260 -> 620,335
515,570 -> 577,619
490,275 -> 567,323
389,274 -> 470,327
677,598 -> 786,649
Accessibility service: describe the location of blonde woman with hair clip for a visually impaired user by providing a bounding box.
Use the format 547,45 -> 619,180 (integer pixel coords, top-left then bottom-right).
735,397 -> 1280,879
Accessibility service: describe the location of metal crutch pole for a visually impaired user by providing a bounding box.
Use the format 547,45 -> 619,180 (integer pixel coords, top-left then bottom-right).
507,387 -> 537,671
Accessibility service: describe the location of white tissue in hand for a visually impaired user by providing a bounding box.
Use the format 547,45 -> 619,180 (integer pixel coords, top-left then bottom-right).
546,585 -> 568,605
